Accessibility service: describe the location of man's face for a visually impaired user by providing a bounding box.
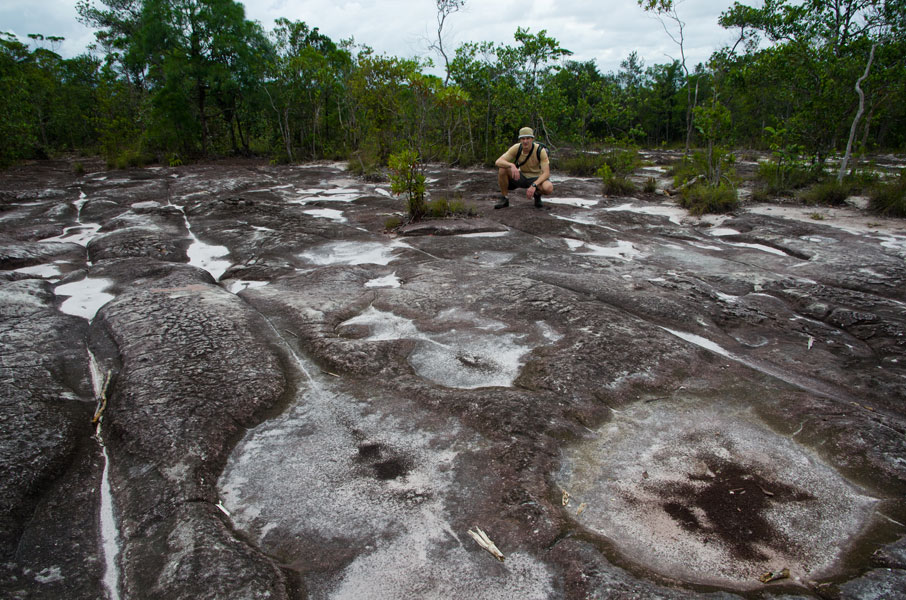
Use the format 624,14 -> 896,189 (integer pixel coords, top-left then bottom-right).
520,136 -> 534,152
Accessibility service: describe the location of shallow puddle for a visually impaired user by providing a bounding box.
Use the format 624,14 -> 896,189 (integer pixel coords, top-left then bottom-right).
219,340 -> 555,599
338,307 -> 539,389
557,396 -> 877,589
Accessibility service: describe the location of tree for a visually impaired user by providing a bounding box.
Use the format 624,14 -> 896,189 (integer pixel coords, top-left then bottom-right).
638,0 -> 697,155
429,0 -> 465,85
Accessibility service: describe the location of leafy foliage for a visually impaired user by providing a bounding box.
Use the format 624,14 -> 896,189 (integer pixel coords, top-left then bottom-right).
678,183 -> 739,216
0,0 -> 901,199
597,164 -> 636,196
869,170 -> 906,216
388,149 -> 427,221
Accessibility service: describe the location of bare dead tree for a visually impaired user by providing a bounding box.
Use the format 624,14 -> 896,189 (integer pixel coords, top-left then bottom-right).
837,42 -> 877,183
428,0 -> 465,85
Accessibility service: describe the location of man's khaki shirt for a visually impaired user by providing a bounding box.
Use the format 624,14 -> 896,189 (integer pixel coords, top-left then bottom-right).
502,142 -> 549,178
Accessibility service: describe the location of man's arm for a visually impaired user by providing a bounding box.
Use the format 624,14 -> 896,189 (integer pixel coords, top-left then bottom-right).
496,145 -> 520,179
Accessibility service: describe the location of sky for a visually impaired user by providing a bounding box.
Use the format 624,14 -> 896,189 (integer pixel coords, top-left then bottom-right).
1,0 -> 749,75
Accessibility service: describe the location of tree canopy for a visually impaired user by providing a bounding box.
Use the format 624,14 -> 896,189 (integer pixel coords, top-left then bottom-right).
1,0 -> 903,168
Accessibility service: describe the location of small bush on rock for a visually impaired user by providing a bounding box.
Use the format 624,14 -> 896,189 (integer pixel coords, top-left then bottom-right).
801,180 -> 850,206
678,183 -> 738,216
388,148 -> 426,221
869,171 -> 906,217
597,164 -> 636,196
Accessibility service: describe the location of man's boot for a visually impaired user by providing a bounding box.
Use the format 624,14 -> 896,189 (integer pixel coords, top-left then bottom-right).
494,195 -> 509,209
533,192 -> 543,208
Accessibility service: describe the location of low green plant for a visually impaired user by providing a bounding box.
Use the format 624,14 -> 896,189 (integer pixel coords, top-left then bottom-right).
601,146 -> 641,176
809,212 -> 825,220
72,162 -> 85,176
167,153 -> 183,167
643,177 -> 657,194
426,196 -> 477,218
347,149 -> 383,179
801,180 -> 850,206
109,148 -> 151,170
868,170 -> 906,217
678,183 -> 738,216
597,164 -> 636,196
384,215 -> 404,230
557,153 -> 602,177
388,148 -> 427,221
756,160 -> 822,195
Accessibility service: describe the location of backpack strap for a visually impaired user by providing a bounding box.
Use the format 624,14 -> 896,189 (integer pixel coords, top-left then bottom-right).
514,142 -> 534,169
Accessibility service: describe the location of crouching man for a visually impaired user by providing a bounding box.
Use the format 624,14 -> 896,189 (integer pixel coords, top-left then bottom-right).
494,126 -> 553,209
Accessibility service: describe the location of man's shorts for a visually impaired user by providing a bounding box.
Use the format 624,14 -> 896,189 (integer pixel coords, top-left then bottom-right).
508,174 -> 539,190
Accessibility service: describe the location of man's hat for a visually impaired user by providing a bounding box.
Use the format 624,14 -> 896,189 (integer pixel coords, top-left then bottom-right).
518,127 -> 534,138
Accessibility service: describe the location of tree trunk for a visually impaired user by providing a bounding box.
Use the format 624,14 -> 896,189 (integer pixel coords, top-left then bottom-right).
838,43 -> 876,184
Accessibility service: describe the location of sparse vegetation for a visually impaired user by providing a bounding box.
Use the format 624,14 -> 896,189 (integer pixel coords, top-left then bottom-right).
384,215 -> 404,230
597,164 -> 636,196
678,183 -> 738,216
557,153 -> 603,177
388,149 -> 427,221
72,162 -> 85,176
426,196 -> 477,218
801,180 -> 851,206
869,170 -> 906,218
643,177 -> 657,193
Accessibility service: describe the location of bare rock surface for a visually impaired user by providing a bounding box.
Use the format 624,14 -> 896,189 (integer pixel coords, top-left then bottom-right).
1,155 -> 905,599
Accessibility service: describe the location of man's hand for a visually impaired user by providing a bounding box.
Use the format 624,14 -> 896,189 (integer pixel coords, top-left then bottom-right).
509,164 -> 520,180
525,184 -> 536,200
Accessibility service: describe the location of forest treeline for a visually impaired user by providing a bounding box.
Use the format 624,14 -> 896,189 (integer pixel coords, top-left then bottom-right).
1,0 -> 904,171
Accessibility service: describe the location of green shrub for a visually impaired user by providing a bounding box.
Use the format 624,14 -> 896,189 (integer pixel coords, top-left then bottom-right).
643,177 -> 657,193
426,196 -> 477,218
557,153 -> 603,176
678,183 -> 739,216
384,215 -> 403,230
756,160 -> 823,194
348,149 -> 383,179
72,162 -> 85,176
109,148 -> 152,170
801,180 -> 850,206
869,171 -> 906,217
388,149 -> 427,221
597,164 -> 636,196
602,146 -> 641,176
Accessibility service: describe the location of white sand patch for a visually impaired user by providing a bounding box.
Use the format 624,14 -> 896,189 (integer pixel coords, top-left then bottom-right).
300,240 -> 410,266
365,273 -> 401,288
55,277 -> 114,320
304,208 -> 348,223
545,197 -> 599,208
459,231 -> 509,238
40,223 -> 102,246
724,241 -> 790,257
15,263 -> 64,279
565,238 -> 642,261
338,306 -> 535,389
186,238 -> 231,281
604,202 -> 686,225
708,227 -> 741,237
227,280 -> 270,294
747,204 -> 906,236
554,214 -> 598,225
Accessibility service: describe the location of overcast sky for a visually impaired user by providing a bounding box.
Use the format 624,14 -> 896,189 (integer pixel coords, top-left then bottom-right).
2,0 -> 749,75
